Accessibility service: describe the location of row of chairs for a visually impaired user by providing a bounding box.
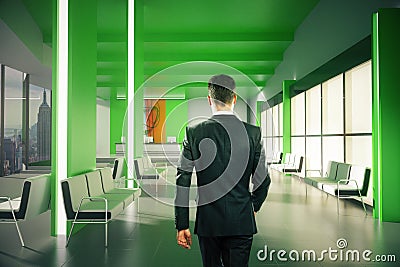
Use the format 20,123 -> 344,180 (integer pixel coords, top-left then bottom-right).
304,161 -> 370,214
267,151 -> 283,164
113,157 -> 167,193
270,153 -> 304,175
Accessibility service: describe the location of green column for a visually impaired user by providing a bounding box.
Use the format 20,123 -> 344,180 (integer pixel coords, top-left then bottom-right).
372,9 -> 400,222
67,0 -> 97,175
282,80 -> 295,155
51,0 -> 98,236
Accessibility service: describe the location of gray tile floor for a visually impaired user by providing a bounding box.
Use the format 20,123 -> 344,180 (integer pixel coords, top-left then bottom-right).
0,170 -> 399,266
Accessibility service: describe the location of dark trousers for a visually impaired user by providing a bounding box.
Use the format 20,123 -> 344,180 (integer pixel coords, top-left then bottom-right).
198,235 -> 253,267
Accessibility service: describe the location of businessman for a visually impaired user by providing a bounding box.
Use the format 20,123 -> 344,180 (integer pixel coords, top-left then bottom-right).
175,74 -> 271,267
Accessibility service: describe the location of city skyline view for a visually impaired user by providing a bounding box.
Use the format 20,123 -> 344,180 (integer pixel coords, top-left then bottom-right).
1,65 -> 51,175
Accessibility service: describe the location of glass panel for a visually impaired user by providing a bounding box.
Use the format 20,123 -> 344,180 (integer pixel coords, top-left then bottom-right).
260,110 -> 266,137
272,105 -> 279,137
306,137 -> 322,175
266,108 -> 273,137
30,85 -> 51,163
264,137 -> 273,159
346,135 -> 373,205
4,66 -> 24,175
322,74 -> 343,134
345,61 -> 372,134
345,136 -> 372,167
306,85 -> 321,135
279,103 -> 283,136
322,136 -> 344,174
291,93 -> 305,136
291,136 -> 305,156
272,136 -> 280,153
291,136 -> 305,177
278,137 -> 283,153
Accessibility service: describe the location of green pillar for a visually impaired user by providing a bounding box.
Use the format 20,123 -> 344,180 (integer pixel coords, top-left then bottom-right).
282,80 -> 295,155
67,0 -> 97,175
372,9 -> 400,222
51,0 -> 97,236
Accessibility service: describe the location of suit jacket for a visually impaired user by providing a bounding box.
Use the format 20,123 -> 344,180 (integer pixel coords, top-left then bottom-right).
175,114 -> 271,236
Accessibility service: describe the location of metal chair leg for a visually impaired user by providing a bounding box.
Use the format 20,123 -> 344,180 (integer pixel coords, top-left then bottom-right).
336,196 -> 340,215
7,198 -> 25,247
358,189 -> 367,215
361,198 -> 367,215
105,222 -> 108,247
66,222 -> 76,247
14,221 -> 25,247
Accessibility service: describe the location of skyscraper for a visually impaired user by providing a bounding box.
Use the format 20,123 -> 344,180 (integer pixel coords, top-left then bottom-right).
37,90 -> 51,161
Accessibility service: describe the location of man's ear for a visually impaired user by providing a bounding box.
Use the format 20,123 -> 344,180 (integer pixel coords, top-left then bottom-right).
207,95 -> 212,106
233,94 -> 237,105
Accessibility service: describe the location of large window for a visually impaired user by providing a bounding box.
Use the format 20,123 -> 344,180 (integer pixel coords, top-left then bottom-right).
288,60 -> 373,204
262,103 -> 282,158
3,66 -> 24,175
291,93 -> 305,167
30,84 -> 51,163
305,85 -> 321,172
0,64 -> 51,176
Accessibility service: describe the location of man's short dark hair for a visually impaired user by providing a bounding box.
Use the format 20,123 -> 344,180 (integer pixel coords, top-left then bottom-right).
208,74 -> 236,105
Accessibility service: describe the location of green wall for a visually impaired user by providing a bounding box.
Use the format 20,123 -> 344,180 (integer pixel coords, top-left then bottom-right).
372,9 -> 400,222
165,99 -> 188,143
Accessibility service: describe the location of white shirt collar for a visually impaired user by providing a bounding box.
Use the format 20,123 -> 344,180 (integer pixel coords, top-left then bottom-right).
213,110 -> 234,116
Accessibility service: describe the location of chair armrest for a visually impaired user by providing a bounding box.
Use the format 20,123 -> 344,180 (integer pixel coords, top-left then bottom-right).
71,197 -> 109,223
337,179 -> 360,188
0,196 -> 19,219
76,197 -> 108,213
337,179 -> 361,197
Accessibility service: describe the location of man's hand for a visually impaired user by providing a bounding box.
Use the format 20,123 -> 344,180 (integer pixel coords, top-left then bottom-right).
177,229 -> 192,249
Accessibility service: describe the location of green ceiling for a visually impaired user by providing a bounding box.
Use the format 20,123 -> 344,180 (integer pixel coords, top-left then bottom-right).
20,0 -> 319,100
142,0 -> 319,99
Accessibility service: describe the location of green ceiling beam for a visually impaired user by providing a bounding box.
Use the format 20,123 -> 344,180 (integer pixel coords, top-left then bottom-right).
144,67 -> 275,76
97,33 -> 127,42
144,53 -> 283,62
97,81 -> 126,87
132,79 -> 266,88
97,74 -> 126,83
143,63 -> 275,76
144,32 -> 293,42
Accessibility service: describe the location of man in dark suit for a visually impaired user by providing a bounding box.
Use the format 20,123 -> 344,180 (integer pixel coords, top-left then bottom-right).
175,74 -> 271,267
